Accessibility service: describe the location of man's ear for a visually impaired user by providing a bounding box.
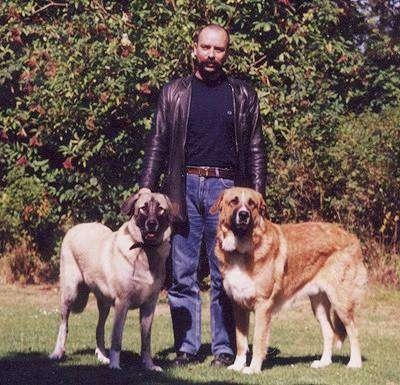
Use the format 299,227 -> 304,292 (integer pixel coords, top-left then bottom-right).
191,44 -> 198,60
210,191 -> 225,215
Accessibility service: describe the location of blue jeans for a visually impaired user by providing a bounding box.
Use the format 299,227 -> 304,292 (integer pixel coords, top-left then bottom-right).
168,174 -> 235,356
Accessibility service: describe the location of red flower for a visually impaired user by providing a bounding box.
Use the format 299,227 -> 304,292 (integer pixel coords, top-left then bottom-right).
29,135 -> 42,147
1,130 -> 8,141
10,28 -> 23,45
100,92 -> 110,103
16,155 -> 28,166
17,128 -> 28,137
62,157 -> 73,170
139,82 -> 151,94
147,48 -> 161,58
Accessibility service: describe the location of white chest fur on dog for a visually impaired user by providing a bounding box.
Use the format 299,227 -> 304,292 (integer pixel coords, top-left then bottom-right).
223,265 -> 256,305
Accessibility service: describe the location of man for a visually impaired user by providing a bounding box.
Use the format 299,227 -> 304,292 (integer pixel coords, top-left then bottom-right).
139,24 -> 266,366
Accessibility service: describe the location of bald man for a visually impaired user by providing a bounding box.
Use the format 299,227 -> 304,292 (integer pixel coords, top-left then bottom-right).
139,24 -> 267,367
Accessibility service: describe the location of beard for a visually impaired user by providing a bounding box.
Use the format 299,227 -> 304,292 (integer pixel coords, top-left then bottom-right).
197,59 -> 223,78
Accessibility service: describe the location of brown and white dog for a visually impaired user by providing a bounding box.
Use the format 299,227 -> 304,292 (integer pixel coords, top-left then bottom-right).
211,187 -> 367,374
49,188 -> 172,371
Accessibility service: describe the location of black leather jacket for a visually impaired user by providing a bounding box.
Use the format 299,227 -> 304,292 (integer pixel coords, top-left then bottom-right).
139,74 -> 267,224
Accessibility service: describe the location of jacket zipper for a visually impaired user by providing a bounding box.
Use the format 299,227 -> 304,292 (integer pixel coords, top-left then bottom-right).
229,81 -> 239,155
182,77 -> 192,171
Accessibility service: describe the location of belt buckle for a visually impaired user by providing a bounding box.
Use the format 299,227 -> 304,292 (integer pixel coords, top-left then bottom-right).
203,166 -> 210,177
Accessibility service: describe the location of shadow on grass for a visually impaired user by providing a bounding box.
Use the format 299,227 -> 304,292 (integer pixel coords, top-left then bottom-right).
0,347 -> 366,385
0,349 -> 240,385
262,352 -> 367,370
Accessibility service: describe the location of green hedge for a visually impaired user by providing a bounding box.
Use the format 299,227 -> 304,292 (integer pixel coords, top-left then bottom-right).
0,0 -> 399,281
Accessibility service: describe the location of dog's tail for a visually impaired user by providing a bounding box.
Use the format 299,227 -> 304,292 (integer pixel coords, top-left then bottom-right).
332,311 -> 347,350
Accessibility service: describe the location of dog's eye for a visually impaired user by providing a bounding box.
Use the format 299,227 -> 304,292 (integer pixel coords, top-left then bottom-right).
230,196 -> 239,206
248,199 -> 255,208
139,207 -> 147,215
158,207 -> 165,215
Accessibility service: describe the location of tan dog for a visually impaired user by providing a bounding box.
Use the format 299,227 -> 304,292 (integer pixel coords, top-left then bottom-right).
49,188 -> 172,371
211,187 -> 367,374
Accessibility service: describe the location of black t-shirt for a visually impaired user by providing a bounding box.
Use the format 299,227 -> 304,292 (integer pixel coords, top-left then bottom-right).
185,75 -> 237,169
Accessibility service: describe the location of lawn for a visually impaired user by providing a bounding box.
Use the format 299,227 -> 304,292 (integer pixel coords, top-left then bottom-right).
0,283 -> 398,385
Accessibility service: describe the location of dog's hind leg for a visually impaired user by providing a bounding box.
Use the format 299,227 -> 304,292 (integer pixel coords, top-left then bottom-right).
333,307 -> 362,368
309,292 -> 334,368
49,246 -> 86,360
49,301 -> 71,360
332,310 -> 347,350
95,298 -> 111,365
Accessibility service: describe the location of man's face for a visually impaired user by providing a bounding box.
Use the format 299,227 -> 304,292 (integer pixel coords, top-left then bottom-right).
193,27 -> 229,77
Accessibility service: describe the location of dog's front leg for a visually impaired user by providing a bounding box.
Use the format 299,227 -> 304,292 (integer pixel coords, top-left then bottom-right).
228,304 -> 249,371
109,299 -> 129,370
140,297 -> 162,371
243,303 -> 272,374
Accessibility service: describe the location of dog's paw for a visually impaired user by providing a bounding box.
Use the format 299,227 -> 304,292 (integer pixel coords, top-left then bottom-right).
346,359 -> 362,369
108,350 -> 121,370
49,350 -> 65,361
142,355 -> 163,372
148,364 -> 163,372
95,348 -> 110,365
242,366 -> 261,375
311,359 -> 332,368
228,363 -> 244,371
227,355 -> 246,371
221,232 -> 237,252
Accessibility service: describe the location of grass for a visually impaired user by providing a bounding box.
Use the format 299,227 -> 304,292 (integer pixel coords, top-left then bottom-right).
0,284 -> 399,385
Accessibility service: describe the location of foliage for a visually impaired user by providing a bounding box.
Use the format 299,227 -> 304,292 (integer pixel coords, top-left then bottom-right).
0,168 -> 60,282
0,168 -> 60,255
330,105 -> 400,243
0,0 -> 399,283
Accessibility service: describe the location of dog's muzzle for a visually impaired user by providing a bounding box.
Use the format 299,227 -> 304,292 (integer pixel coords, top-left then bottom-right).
144,218 -> 160,241
232,208 -> 251,235
238,210 -> 250,224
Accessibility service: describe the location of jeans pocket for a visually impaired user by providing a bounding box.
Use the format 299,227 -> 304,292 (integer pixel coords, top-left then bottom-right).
219,178 -> 234,189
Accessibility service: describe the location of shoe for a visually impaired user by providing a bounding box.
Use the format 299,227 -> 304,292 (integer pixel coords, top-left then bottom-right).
210,353 -> 234,367
173,352 -> 198,367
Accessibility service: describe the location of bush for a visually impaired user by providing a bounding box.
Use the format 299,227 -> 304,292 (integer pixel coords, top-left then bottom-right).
329,106 -> 400,244
0,0 -> 399,284
0,168 -> 61,280
0,237 -> 55,284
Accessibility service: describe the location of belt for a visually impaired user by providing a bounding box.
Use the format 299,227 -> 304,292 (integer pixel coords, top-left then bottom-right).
186,166 -> 234,179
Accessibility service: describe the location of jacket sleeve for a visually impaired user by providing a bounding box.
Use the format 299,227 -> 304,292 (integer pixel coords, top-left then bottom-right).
248,89 -> 267,196
139,85 -> 170,190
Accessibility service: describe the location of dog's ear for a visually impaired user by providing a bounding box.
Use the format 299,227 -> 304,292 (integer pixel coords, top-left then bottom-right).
121,188 -> 151,216
258,194 -> 268,218
121,194 -> 138,216
163,194 -> 177,218
210,191 -> 225,215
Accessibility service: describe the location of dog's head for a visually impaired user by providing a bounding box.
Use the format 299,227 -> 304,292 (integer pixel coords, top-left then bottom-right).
121,188 -> 172,246
211,187 -> 267,237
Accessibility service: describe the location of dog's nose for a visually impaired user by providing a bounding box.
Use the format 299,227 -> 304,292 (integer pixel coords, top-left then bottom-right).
146,219 -> 158,232
238,210 -> 250,222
